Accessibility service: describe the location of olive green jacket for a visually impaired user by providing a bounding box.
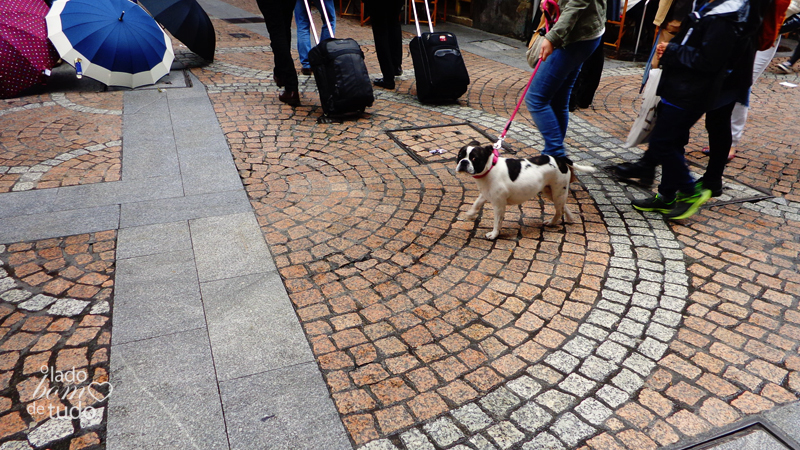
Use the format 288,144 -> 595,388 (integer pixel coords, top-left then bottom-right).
544,0 -> 608,48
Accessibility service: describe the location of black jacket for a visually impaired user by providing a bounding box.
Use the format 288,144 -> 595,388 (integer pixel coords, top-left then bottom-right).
657,0 -> 760,111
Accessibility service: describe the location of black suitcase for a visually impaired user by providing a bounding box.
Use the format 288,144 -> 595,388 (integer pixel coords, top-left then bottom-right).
409,1 -> 470,103
304,0 -> 373,116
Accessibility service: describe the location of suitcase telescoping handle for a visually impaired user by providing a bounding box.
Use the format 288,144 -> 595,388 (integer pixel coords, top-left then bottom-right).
302,0 -> 336,46
411,0 -> 435,37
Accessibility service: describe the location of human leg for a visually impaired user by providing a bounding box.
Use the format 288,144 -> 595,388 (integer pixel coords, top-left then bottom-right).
365,0 -> 398,87
778,41 -> 800,72
319,0 -> 336,41
633,103 -> 711,219
647,102 -> 704,198
258,0 -> 299,102
525,37 -> 600,158
730,42 -> 779,146
295,0 -> 312,69
729,101 -> 747,150
572,43 -> 605,109
387,0 -> 403,74
700,100 -> 736,194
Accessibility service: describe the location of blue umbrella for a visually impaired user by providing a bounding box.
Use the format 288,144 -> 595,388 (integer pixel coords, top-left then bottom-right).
46,0 -> 174,88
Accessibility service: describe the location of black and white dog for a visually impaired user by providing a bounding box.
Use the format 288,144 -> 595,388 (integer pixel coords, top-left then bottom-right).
456,141 -> 595,239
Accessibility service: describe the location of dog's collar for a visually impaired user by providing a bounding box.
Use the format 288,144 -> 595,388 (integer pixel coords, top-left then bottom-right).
473,148 -> 500,179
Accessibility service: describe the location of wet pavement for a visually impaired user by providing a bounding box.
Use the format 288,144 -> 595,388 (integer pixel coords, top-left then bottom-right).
1,0 -> 800,449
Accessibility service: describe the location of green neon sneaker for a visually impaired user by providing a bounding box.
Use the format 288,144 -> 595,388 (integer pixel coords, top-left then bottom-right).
666,188 -> 713,220
632,193 -> 676,213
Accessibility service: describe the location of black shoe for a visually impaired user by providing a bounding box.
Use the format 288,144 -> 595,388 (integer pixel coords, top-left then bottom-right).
373,78 -> 395,89
301,67 -> 312,76
278,90 -> 300,106
395,68 -> 403,76
612,161 -> 656,187
632,193 -> 676,214
665,188 -> 712,220
273,74 -> 284,88
696,178 -> 723,197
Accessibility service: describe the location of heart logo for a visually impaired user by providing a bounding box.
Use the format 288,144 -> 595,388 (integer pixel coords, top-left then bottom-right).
87,381 -> 113,402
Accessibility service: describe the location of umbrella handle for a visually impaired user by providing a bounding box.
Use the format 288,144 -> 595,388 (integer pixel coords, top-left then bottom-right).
119,11 -> 125,21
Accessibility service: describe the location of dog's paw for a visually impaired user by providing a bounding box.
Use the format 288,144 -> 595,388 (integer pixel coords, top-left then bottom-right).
462,212 -> 478,221
485,230 -> 500,240
545,217 -> 561,226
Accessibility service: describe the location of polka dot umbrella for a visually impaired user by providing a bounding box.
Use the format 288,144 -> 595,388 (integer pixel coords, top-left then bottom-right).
46,0 -> 174,88
0,0 -> 60,99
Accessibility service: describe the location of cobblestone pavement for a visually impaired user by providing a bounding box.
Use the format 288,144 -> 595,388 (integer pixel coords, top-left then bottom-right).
0,233 -> 115,449
191,7 -> 800,449
1,1 -> 799,448
0,91 -> 122,194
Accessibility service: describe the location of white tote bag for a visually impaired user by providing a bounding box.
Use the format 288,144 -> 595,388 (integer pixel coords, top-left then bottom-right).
624,68 -> 662,148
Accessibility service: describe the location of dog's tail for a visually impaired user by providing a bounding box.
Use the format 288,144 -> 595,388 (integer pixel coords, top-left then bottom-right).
570,163 -> 596,173
568,163 -> 595,183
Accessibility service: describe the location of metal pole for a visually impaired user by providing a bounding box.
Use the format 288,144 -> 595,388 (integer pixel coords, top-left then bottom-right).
634,0 -> 650,58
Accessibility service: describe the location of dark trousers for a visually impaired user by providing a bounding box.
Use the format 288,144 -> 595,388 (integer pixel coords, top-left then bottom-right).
789,43 -> 800,66
641,99 -> 736,196
364,0 -> 403,81
703,100 -> 737,188
648,102 -> 705,198
257,0 -> 298,90
570,43 -> 605,110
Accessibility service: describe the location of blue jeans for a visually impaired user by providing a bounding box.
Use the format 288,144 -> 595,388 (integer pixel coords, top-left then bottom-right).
525,37 -> 601,158
295,0 -> 336,69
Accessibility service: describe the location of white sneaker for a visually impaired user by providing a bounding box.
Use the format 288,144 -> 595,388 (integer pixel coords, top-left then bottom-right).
778,62 -> 794,74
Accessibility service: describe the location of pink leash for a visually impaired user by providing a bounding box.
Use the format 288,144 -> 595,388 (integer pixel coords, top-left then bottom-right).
493,0 -> 560,151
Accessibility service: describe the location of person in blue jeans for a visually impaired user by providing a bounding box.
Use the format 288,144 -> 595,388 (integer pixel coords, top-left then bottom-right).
525,0 -> 606,161
295,0 -> 336,75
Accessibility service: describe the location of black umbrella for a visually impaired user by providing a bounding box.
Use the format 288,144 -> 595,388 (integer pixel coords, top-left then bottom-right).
138,0 -> 216,61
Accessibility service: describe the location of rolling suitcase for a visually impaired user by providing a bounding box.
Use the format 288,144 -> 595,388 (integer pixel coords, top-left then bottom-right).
409,0 -> 470,103
304,0 -> 373,117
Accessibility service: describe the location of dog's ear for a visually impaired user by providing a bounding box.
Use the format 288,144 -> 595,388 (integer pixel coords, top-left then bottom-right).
457,144 -> 469,160
468,140 -> 481,147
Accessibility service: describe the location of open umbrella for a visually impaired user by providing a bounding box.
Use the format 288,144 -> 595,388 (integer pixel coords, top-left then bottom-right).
46,0 -> 174,88
0,0 -> 60,98
138,0 -> 215,61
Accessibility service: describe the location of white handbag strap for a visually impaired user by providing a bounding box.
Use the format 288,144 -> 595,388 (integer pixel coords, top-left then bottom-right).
411,1 -> 434,35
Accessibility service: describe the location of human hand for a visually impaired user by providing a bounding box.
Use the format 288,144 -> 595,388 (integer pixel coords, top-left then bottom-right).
540,39 -> 554,62
656,42 -> 668,58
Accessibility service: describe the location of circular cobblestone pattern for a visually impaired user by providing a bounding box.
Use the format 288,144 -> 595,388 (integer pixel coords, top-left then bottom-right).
0,92 -> 122,193
191,13 -> 800,449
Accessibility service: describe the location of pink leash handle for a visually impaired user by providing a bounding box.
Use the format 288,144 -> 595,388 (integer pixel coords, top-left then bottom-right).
494,0 -> 560,150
